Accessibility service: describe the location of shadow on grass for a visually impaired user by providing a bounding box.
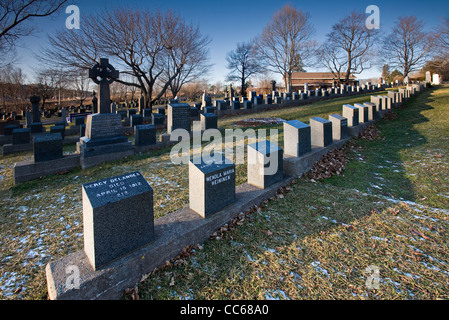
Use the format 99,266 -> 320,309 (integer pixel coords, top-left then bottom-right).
322,87 -> 436,204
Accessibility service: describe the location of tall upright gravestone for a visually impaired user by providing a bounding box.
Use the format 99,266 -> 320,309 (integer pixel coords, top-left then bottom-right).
77,58 -> 132,167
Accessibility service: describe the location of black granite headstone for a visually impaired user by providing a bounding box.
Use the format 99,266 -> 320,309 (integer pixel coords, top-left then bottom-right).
167,103 -> 191,134
82,171 -> 154,270
189,157 -> 235,218
12,128 -> 31,144
33,133 -> 63,162
134,124 -> 156,146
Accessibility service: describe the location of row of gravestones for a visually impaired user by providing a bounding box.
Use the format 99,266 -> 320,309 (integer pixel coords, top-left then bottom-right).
200,83 -> 384,113
45,84 -> 425,299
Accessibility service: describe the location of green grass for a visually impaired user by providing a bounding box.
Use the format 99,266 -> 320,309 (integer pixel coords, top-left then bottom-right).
132,85 -> 449,300
1,86 -> 448,300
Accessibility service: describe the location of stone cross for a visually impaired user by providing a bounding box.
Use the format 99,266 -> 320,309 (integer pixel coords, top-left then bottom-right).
89,58 -> 119,114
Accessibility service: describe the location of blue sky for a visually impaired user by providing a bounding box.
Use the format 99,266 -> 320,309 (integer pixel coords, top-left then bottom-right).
14,0 -> 449,85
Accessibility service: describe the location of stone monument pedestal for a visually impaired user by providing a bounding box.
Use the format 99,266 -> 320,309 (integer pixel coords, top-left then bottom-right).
77,113 -> 133,169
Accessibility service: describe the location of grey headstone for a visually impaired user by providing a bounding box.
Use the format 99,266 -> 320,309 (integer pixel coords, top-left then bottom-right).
363,102 -> 377,121
82,171 -> 154,270
310,117 -> 333,147
283,120 -> 311,157
189,156 -> 235,218
342,105 -> 359,127
247,140 -> 283,189
329,114 -> 348,140
353,103 -> 369,123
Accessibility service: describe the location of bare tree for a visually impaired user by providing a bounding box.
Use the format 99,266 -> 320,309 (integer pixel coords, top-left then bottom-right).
39,7 -> 211,108
318,11 -> 378,85
256,4 -> 316,92
225,41 -> 262,96
382,16 -> 434,78
0,0 -> 67,66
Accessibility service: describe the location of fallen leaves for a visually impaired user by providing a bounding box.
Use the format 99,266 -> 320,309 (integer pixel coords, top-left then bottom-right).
305,147 -> 348,181
358,124 -> 381,141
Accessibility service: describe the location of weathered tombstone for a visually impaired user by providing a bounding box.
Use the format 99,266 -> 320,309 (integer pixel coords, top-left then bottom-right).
33,133 -> 63,162
304,83 -> 308,92
80,123 -> 86,137
138,95 -> 145,114
167,103 -> 191,134
26,111 -> 32,128
342,105 -> 359,127
82,171 -> 154,270
310,117 -> 333,147
283,120 -> 311,157
134,124 -> 156,146
248,91 -> 257,103
247,140 -> 283,189
201,91 -> 212,107
271,80 -> 276,92
328,114 -> 348,140
353,103 -> 369,123
200,113 -> 218,130
189,156 -> 235,218
31,95 -> 41,123
78,58 -> 132,163
12,128 -> 31,145
88,58 -> 119,114
425,71 -> 431,83
432,74 -> 440,85
92,91 -> 98,113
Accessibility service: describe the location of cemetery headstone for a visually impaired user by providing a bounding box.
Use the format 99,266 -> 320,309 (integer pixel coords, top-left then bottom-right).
353,103 -> 369,123
310,117 -> 333,147
134,124 -> 156,146
33,133 -> 63,162
82,171 -> 154,270
189,156 -> 236,218
12,128 -> 31,145
167,103 -> 191,134
283,120 -> 311,157
152,113 -> 165,126
247,140 -> 283,189
88,58 -> 119,114
328,114 -> 348,140
363,102 -> 377,121
200,113 -> 218,130
342,105 -> 359,127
